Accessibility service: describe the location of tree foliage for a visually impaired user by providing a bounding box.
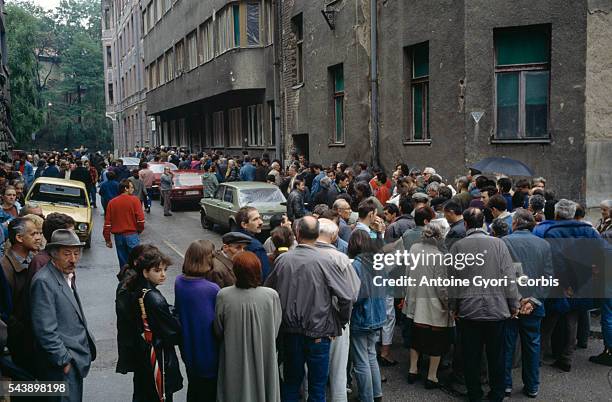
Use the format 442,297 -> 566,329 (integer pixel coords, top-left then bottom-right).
6,0 -> 112,151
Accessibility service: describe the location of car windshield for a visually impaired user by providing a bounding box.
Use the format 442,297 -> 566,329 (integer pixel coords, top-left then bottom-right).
149,164 -> 178,173
174,174 -> 202,186
29,183 -> 88,207
238,188 -> 286,206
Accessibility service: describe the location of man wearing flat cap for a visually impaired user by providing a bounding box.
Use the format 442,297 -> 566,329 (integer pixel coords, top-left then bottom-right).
30,229 -> 96,402
211,232 -> 252,288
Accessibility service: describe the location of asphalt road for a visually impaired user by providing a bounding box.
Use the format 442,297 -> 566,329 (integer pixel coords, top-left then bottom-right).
77,201 -> 612,401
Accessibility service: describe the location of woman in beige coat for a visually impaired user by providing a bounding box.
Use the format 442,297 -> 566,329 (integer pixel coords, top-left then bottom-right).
403,220 -> 454,389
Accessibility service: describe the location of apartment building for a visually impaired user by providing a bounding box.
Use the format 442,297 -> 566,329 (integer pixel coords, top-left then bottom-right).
0,0 -> 13,153
279,0 -> 612,204
143,0 -> 279,157
102,0 -> 152,156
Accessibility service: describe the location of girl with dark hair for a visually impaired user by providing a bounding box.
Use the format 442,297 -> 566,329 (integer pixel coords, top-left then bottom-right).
370,170 -> 392,205
127,247 -> 183,402
268,226 -> 294,266
214,251 -> 282,402
348,230 -> 386,402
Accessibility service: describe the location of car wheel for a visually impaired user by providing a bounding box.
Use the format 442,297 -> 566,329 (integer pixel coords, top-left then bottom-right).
200,210 -> 212,229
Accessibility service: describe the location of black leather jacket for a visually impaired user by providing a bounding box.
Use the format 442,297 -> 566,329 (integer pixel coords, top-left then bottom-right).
287,189 -> 306,221
125,278 -> 183,394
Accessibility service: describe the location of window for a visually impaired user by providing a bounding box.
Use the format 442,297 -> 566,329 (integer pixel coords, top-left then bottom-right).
147,4 -> 153,30
224,188 -> 234,203
247,2 -> 260,46
228,108 -> 242,147
108,83 -> 114,104
292,14 -> 303,84
104,8 -> 111,29
264,0 -> 273,45
199,20 -> 214,63
106,46 -> 112,67
157,55 -> 165,85
247,104 -> 264,146
175,39 -> 185,74
165,48 -> 174,81
213,111 -> 225,146
268,101 -> 275,145
156,0 -> 162,22
330,65 -> 344,144
217,6 -> 238,53
144,66 -> 149,90
143,8 -> 148,32
187,30 -> 198,70
408,42 -> 429,141
162,0 -> 170,15
203,114 -> 212,147
494,25 -> 550,139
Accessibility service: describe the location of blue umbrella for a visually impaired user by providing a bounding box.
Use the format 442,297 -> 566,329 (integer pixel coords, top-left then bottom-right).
470,157 -> 534,177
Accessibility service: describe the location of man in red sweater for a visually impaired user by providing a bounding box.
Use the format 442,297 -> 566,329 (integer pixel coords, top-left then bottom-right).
103,179 -> 145,268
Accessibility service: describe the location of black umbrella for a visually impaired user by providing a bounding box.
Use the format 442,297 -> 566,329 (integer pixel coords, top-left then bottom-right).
470,157 -> 534,177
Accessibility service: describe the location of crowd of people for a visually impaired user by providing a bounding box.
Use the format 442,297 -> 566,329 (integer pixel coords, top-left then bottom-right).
0,146 -> 610,402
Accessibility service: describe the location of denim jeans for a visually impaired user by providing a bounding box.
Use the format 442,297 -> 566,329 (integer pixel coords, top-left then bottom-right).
602,298 -> 612,348
281,334 -> 331,402
89,184 -> 97,207
350,329 -> 382,402
503,316 -> 541,395
328,327 -> 350,402
460,319 -> 505,402
380,296 -> 396,346
114,233 -> 140,268
145,188 -> 153,209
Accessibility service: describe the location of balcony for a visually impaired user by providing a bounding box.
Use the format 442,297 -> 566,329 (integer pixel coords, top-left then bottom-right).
146,47 -> 270,115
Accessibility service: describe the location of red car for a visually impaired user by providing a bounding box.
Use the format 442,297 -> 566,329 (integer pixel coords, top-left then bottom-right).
148,162 -> 178,197
169,170 -> 203,210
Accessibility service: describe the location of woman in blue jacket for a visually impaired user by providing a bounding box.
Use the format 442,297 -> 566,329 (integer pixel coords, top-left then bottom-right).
348,230 -> 387,402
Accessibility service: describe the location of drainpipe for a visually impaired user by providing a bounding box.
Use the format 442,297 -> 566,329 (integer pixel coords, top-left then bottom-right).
273,0 -> 284,164
370,0 -> 380,169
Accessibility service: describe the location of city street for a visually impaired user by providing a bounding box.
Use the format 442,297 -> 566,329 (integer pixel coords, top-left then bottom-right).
78,202 -> 612,401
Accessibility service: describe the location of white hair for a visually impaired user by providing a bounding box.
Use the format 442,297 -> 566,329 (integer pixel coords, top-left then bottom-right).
554,199 -> 577,220
422,219 -> 449,240
318,218 -> 339,238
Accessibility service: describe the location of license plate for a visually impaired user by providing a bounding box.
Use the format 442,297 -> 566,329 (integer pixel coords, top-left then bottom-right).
186,191 -> 199,195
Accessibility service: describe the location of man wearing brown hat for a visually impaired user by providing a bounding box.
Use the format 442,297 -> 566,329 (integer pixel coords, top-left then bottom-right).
30,229 -> 96,401
211,232 -> 252,288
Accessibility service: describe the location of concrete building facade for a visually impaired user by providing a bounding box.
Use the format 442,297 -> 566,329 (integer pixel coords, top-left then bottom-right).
102,0 -> 152,157
143,0 -> 279,157
0,0 -> 13,153
279,0 -> 611,205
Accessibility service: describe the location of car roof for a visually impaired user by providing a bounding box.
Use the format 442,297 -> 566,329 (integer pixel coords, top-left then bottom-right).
31,177 -> 88,190
221,182 -> 281,190
174,169 -> 201,174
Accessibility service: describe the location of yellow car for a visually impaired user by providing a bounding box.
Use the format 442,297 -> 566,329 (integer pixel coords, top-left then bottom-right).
25,177 -> 93,248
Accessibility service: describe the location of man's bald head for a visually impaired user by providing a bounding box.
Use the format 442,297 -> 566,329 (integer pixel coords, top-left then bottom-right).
463,207 -> 484,230
298,216 -> 320,243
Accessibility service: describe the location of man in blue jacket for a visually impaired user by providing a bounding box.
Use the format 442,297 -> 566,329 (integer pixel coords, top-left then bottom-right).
538,199 -> 610,372
235,206 -> 271,281
502,208 -> 554,398
239,159 -> 256,181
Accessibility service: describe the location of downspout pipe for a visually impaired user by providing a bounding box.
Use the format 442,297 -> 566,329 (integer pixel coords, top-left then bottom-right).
273,0 -> 284,165
370,0 -> 380,169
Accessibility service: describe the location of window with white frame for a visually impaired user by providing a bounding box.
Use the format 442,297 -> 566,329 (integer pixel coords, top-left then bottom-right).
157,55 -> 165,85
164,0 -> 171,15
199,20 -> 214,64
187,30 -> 198,70
217,5 -> 239,53
165,48 -> 174,81
247,2 -> 261,46
228,108 -> 242,147
213,111 -> 225,146
264,0 -> 273,45
247,104 -> 264,146
175,39 -> 185,74
142,9 -> 148,33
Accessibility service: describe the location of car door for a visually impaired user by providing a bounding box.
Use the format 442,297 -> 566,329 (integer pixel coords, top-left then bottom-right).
205,185 -> 225,223
219,187 -> 236,228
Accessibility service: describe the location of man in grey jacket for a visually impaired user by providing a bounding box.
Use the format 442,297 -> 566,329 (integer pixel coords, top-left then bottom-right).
449,208 -> 520,402
265,216 -> 355,402
30,229 -> 96,402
